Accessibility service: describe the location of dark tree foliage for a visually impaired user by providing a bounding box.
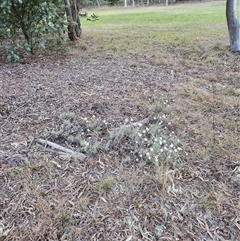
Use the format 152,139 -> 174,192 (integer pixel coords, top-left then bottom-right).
108,0 -> 120,6
0,0 -> 71,61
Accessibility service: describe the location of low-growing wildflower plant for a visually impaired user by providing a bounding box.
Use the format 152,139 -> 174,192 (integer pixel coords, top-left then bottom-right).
52,112 -> 182,168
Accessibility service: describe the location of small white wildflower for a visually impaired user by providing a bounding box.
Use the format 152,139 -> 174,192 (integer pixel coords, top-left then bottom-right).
85,142 -> 89,146
144,138 -> 148,141
138,133 -> 142,137
155,156 -> 158,162
125,118 -> 129,123
172,131 -> 175,134
92,115 -> 96,118
146,152 -> 150,156
154,138 -> 158,142
143,130 -> 146,134
130,118 -> 133,122
170,143 -> 174,148
139,154 -> 142,157
174,149 -> 178,153
138,123 -> 143,127
150,148 -> 153,152
153,116 -> 157,120
177,147 -> 182,151
168,122 -> 171,125
87,129 -> 90,132
160,149 -> 164,153
159,141 -> 163,145
146,127 -> 149,131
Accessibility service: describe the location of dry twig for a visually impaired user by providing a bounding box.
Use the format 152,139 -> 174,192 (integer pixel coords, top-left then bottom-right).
37,138 -> 86,160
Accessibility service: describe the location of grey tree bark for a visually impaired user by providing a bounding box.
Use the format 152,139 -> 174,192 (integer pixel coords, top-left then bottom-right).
226,0 -> 240,51
64,0 -> 81,41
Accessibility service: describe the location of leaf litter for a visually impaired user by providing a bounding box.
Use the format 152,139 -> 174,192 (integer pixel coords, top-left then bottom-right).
0,44 -> 240,240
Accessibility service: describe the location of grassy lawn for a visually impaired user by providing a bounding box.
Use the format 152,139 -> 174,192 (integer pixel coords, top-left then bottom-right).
1,1 -> 240,240
82,2 -> 226,42
78,1 -> 231,70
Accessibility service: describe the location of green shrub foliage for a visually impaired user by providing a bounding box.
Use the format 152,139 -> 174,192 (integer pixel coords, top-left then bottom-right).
0,0 -> 67,61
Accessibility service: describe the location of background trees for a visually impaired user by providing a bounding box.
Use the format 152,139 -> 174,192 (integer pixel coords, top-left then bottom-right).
0,0 -> 81,61
64,0 -> 81,41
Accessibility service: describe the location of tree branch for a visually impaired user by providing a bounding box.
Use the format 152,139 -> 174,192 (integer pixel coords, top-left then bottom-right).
37,138 -> 86,160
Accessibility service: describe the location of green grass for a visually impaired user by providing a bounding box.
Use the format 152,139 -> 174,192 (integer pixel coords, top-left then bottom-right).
83,2 -> 226,24
79,1 -> 228,58
82,2 -> 226,35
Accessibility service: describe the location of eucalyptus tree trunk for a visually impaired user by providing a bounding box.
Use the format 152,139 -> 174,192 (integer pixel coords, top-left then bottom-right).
64,0 -> 81,41
124,0 -> 127,8
96,0 -> 101,8
226,0 -> 240,51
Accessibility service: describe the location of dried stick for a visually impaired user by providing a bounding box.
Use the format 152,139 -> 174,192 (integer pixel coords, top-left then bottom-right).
37,138 -> 86,160
111,117 -> 149,132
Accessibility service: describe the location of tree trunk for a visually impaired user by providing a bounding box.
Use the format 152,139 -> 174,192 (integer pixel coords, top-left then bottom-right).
226,0 -> 240,52
96,0 -> 101,8
64,0 -> 81,41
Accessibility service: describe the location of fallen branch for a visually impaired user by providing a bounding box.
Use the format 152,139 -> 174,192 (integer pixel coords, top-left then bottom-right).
37,138 -> 86,160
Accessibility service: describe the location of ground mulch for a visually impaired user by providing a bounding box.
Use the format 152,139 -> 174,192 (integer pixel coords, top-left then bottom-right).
0,46 -> 240,240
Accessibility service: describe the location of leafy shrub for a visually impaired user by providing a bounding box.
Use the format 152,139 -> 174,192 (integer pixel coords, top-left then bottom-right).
0,0 -> 67,61
52,112 -> 182,168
